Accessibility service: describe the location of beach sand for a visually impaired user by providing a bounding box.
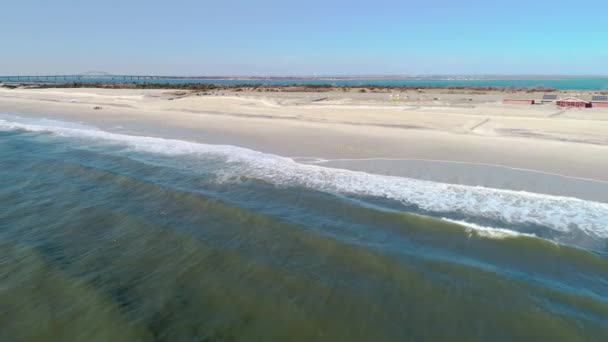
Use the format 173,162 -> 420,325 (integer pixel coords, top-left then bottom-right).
1,87 -> 607,202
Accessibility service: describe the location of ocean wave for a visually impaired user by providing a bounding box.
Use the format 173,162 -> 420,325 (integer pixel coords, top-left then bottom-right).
440,218 -> 537,240
1,116 -> 607,240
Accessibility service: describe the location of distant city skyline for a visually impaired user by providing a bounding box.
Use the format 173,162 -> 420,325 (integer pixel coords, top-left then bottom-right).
2,0 -> 608,76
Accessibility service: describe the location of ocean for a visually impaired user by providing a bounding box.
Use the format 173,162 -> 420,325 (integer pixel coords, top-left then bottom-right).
1,114 -> 607,341
2,76 -> 608,90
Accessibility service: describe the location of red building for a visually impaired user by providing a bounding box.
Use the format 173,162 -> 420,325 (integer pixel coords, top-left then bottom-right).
556,97 -> 591,108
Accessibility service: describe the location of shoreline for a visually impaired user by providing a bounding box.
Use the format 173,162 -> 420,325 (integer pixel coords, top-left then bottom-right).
4,82 -> 607,94
3,79 -> 608,94
311,158 -> 608,203
1,87 -> 607,202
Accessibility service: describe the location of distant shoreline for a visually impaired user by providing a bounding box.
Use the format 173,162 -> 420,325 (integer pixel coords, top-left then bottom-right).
3,74 -> 608,80
4,82 -> 608,95
0,82 -> 569,93
2,76 -> 608,92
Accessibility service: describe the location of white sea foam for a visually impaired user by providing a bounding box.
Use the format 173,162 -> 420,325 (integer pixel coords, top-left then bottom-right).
440,218 -> 536,240
0,114 -> 96,131
2,116 -> 608,239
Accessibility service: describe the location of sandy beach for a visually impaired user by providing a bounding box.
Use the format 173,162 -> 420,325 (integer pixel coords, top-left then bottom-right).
1,86 -> 607,202
6,1 -> 608,339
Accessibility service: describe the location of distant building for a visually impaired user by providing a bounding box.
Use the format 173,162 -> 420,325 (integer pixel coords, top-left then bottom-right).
541,94 -> 558,103
556,97 -> 591,108
503,99 -> 535,105
591,95 -> 608,108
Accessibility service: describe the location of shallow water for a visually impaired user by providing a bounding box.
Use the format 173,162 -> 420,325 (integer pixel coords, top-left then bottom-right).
1,115 -> 607,341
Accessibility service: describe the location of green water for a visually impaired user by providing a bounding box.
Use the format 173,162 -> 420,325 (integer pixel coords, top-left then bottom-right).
1,119 -> 607,341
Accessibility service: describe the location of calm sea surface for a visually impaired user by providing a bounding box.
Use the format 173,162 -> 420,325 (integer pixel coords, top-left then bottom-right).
2,76 -> 608,90
1,114 -> 607,341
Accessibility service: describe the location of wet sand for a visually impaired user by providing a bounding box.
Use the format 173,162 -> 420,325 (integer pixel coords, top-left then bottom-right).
1,87 -> 607,202
313,158 -> 608,203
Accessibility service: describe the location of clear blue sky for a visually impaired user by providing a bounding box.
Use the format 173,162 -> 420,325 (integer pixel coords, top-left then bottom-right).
2,0 -> 607,75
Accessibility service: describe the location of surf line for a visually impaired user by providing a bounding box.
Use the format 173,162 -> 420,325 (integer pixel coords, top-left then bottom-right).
291,156 -> 608,185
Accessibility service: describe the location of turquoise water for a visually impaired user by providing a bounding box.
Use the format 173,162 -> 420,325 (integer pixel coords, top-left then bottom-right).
2,76 -> 608,90
1,115 -> 607,341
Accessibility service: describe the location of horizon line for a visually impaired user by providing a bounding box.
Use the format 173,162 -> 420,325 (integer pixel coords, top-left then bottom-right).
2,73 -> 608,78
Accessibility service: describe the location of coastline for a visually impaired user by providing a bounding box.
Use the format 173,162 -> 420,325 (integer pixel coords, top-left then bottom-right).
2,75 -> 608,91
1,86 -> 607,202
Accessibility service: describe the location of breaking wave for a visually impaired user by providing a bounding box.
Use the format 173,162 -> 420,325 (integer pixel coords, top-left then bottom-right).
440,218 -> 538,240
1,115 -> 607,245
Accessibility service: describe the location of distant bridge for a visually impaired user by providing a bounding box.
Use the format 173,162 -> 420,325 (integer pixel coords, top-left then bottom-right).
0,74 -> 170,83
0,74 -> 294,85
